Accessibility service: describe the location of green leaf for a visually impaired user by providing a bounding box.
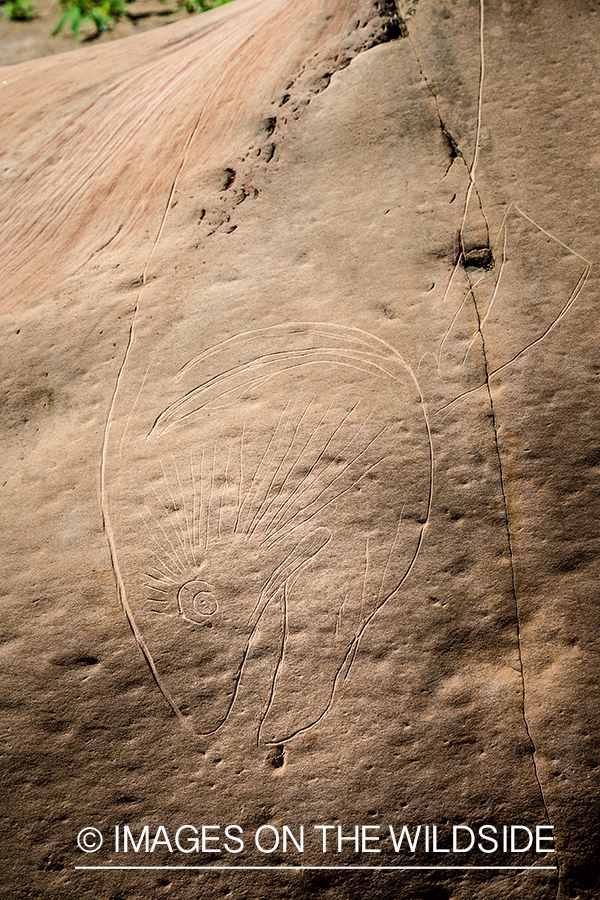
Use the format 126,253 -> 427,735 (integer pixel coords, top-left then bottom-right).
69,6 -> 82,37
51,8 -> 69,33
4,0 -> 36,20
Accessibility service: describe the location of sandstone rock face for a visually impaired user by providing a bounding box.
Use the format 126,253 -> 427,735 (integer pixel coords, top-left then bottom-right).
1,1 -> 599,898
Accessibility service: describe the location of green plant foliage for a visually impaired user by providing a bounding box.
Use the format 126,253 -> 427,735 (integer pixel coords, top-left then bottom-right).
52,0 -> 125,38
3,0 -> 36,20
178,0 -> 231,13
51,0 -> 233,41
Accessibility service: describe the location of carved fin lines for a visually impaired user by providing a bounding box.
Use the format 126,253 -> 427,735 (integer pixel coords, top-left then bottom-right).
135,322 -> 433,744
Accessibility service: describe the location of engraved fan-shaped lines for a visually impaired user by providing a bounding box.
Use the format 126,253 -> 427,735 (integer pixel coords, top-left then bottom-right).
143,395 -> 393,598
141,453 -> 203,606
137,322 -> 433,742
147,322 -> 434,563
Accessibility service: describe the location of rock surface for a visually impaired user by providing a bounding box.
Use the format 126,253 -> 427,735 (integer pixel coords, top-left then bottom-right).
1,0 -> 599,898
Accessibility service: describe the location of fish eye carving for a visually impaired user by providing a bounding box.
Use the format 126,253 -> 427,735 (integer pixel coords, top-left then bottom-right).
177,580 -> 218,622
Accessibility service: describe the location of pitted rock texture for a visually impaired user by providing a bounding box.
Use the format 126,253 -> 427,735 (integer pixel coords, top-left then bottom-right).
0,1 -> 599,899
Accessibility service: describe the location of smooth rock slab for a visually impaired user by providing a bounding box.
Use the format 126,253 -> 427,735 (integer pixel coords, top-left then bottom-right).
0,1 -> 599,898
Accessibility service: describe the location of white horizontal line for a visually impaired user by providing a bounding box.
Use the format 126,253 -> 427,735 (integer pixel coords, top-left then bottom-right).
75,865 -> 558,871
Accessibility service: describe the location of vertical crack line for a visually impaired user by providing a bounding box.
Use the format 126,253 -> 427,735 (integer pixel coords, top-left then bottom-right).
404,17 -> 490,251
457,0 -> 491,256
98,105 -> 211,725
99,104 -> 220,726
98,29 -> 261,727
458,0 -> 486,253
469,280 -> 559,890
403,2 -> 558,884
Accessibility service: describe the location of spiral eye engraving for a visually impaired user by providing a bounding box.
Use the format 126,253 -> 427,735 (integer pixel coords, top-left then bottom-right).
177,580 -> 218,622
